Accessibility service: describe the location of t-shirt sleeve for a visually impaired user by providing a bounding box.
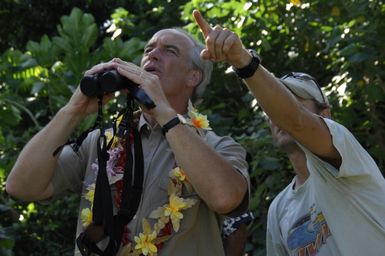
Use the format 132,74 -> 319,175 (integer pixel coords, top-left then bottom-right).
324,118 -> 380,178
301,118 -> 380,179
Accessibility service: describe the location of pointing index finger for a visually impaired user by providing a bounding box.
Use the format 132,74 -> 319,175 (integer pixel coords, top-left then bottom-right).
193,10 -> 212,38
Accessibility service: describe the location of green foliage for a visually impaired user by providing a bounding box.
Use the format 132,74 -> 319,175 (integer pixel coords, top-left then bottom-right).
1,0 -> 384,255
181,0 -> 385,254
1,195 -> 79,256
0,7 -> 147,254
0,0 -> 147,52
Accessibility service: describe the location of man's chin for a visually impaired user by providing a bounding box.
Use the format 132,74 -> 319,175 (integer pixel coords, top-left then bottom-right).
148,70 -> 161,77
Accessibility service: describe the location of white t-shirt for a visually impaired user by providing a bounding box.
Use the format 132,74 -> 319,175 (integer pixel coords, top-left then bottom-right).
267,118 -> 385,256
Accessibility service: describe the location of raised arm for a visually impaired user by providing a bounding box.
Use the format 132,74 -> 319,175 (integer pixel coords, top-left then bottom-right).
193,10 -> 340,163
6,61 -> 118,201
112,58 -> 248,215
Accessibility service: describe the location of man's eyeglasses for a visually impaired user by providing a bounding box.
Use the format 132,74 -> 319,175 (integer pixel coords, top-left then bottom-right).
281,72 -> 327,105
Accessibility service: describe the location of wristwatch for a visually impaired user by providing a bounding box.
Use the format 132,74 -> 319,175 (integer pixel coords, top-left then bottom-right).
233,49 -> 261,79
162,114 -> 187,135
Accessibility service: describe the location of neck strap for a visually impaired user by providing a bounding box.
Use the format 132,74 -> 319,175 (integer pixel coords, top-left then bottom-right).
76,95 -> 144,256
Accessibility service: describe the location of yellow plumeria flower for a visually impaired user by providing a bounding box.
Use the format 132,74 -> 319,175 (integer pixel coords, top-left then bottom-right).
191,113 -> 210,129
85,184 -> 95,203
163,195 -> 184,232
134,233 -> 157,255
116,114 -> 123,125
105,131 -> 119,148
169,167 -> 186,182
164,194 -> 196,232
188,108 -> 210,129
187,101 -> 211,130
105,131 -> 113,142
165,194 -> 186,216
120,165 -> 198,254
134,219 -> 158,256
81,208 -> 92,227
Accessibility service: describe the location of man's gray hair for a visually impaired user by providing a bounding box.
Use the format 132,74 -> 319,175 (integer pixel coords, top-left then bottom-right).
172,28 -> 213,104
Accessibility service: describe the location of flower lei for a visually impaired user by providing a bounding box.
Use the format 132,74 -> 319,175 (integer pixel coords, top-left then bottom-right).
80,102 -> 211,256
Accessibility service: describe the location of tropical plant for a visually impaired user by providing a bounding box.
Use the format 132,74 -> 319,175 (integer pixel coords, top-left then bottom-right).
1,1 -> 384,255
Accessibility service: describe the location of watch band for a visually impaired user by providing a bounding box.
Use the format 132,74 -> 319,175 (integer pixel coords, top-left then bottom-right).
233,49 -> 261,79
162,116 -> 181,135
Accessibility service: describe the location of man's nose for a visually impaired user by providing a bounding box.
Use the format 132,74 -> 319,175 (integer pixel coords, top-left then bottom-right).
147,47 -> 161,60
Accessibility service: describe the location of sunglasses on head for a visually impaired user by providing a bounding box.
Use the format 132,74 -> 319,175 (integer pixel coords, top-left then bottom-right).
281,72 -> 327,105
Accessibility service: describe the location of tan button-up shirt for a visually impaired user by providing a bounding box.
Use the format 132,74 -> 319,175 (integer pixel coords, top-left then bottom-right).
52,114 -> 249,255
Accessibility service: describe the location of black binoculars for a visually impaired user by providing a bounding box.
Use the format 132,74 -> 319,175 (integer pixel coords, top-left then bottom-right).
80,70 -> 156,109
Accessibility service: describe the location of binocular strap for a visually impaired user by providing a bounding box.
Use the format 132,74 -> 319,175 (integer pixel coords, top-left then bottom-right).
76,97 -> 144,256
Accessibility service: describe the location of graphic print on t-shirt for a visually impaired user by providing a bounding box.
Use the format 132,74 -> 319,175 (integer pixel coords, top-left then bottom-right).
287,204 -> 331,256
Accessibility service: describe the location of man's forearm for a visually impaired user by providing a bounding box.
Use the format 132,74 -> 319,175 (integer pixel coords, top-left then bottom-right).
6,106 -> 82,201
165,124 -> 247,214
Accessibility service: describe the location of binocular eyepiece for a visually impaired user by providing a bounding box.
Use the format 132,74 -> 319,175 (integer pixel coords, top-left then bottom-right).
80,70 -> 156,109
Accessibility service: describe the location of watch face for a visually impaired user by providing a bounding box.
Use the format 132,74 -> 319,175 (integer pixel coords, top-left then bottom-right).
249,49 -> 258,58
248,49 -> 261,63
177,114 -> 187,124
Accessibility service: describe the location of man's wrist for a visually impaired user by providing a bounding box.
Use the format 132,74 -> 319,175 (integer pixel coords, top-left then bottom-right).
161,114 -> 187,135
232,49 -> 261,79
155,108 -> 178,127
231,48 -> 253,69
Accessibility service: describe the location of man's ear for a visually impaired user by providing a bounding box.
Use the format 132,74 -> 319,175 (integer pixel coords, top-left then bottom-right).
187,69 -> 203,88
